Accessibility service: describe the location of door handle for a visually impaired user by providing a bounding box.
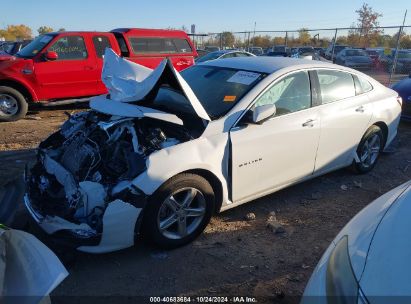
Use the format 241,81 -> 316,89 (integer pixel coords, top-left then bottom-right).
302,119 -> 316,127
355,106 -> 365,113
84,66 -> 94,70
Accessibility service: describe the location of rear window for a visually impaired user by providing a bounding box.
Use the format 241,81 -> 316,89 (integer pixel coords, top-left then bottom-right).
353,75 -> 373,95
128,37 -> 193,54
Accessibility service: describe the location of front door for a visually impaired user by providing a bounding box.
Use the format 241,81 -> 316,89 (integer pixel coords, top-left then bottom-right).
230,70 -> 321,203
35,34 -> 98,100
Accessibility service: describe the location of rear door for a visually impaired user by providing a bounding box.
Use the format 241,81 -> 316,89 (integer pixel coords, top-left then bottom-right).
313,69 -> 373,174
34,33 -> 98,100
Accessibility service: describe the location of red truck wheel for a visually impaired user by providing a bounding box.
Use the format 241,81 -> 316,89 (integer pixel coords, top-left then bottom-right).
0,86 -> 28,122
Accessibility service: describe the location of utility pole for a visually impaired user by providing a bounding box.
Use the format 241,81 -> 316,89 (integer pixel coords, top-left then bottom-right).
389,9 -> 407,86
252,22 -> 256,47
285,31 -> 288,47
331,28 -> 338,62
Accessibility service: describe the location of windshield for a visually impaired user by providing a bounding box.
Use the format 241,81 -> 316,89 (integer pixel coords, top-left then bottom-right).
16,35 -> 54,58
346,50 -> 367,56
152,65 -> 266,119
195,52 -> 222,63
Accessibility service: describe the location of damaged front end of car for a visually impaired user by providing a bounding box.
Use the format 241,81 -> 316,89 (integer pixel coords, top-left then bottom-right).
24,49 -> 207,253
25,110 -> 194,253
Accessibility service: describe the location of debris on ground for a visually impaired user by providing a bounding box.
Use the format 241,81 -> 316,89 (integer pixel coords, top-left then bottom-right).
353,181 -> 363,188
266,212 -> 286,234
340,184 -> 349,191
25,116 -> 42,120
245,212 -> 256,221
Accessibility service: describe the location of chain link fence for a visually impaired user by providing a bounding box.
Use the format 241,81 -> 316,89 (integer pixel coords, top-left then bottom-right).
191,25 -> 411,86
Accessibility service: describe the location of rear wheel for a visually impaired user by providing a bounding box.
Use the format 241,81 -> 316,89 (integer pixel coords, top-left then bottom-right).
0,86 -> 28,122
142,173 -> 215,249
353,126 -> 383,173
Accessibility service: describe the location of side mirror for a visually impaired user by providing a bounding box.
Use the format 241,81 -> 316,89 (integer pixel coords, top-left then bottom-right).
251,104 -> 276,124
45,51 -> 58,61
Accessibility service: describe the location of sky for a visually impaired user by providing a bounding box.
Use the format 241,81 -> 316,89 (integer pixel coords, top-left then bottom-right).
0,0 -> 409,35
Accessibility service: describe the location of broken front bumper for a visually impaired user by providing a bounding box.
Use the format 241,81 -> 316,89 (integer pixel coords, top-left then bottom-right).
25,192 -> 143,253
24,193 -> 102,248
24,155 -> 145,254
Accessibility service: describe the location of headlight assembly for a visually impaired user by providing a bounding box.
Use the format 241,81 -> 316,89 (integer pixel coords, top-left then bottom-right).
326,236 -> 368,304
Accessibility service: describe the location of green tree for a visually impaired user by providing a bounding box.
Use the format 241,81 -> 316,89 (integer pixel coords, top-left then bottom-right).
38,26 -> 54,35
58,28 -> 66,32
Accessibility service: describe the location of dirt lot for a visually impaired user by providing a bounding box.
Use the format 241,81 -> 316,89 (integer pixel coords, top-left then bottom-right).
1,106 -> 411,304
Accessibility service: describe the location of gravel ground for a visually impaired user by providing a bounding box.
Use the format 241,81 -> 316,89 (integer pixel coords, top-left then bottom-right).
1,105 -> 410,304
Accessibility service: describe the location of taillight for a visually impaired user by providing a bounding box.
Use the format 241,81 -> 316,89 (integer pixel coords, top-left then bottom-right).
397,96 -> 403,107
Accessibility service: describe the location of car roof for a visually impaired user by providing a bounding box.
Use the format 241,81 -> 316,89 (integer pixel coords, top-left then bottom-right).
210,50 -> 246,55
198,56 -> 331,74
111,28 -> 188,38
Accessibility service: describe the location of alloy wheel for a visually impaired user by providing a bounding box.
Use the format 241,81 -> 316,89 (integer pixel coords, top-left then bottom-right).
157,187 -> 206,240
359,133 -> 381,168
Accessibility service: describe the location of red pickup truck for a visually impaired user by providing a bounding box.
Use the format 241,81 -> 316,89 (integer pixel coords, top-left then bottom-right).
0,28 -> 197,121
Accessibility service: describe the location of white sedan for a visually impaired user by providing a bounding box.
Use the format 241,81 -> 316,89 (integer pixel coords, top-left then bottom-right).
24,50 -> 401,253
302,180 -> 411,303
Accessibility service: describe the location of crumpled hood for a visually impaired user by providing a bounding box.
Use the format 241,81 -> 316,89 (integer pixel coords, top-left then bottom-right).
359,183 -> 411,299
90,49 -> 210,122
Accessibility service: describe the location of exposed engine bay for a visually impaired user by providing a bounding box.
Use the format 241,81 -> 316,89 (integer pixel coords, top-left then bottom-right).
27,110 -> 193,235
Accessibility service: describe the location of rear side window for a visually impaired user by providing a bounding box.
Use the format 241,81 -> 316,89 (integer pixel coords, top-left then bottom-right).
48,36 -> 88,60
317,70 -> 355,104
128,37 -> 193,54
221,53 -> 236,59
353,74 -> 373,95
113,33 -> 129,57
92,36 -> 112,58
172,38 -> 192,53
235,52 -> 252,57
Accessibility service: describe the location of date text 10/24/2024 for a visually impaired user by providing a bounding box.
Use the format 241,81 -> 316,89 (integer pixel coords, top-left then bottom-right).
149,297 -> 258,303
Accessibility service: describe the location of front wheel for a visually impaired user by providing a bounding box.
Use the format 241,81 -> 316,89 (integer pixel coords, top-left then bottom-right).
353,126 -> 384,174
142,173 -> 215,249
0,86 -> 28,122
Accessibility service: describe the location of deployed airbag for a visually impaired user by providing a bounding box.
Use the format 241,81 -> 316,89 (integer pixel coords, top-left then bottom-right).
0,228 -> 68,304
98,48 -> 211,121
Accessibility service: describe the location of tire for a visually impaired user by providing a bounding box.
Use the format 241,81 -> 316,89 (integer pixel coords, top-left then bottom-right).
0,86 -> 28,122
142,173 -> 215,249
353,125 -> 384,174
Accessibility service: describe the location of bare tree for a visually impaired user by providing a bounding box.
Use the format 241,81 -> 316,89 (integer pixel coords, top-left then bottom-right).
355,3 -> 383,47
221,32 -> 235,48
